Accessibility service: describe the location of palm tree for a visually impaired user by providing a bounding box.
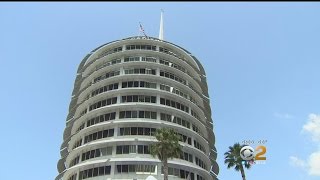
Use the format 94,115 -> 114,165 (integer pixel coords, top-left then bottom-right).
150,128 -> 182,180
224,143 -> 252,180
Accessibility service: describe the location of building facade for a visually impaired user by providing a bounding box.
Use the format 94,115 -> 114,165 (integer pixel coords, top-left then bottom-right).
56,36 -> 219,180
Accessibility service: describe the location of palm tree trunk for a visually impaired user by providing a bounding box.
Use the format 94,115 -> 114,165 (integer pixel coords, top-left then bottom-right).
240,165 -> 246,180
163,158 -> 168,180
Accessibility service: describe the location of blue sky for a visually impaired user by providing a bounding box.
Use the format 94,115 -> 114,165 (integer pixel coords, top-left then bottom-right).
1,2 -> 320,180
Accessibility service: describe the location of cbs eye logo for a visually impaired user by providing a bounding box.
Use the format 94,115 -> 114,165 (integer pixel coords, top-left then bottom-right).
240,145 -> 267,161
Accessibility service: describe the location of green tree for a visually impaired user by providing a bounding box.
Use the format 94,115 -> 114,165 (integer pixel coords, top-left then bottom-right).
150,128 -> 182,180
224,143 -> 252,180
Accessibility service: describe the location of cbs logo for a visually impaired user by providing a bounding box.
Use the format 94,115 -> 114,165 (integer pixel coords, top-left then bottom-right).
240,145 -> 267,161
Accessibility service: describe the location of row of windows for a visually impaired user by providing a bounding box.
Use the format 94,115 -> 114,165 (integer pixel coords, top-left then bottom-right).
142,56 -> 157,62
98,47 -> 122,59
180,152 -> 193,163
79,166 -> 111,180
93,70 -> 120,84
159,47 -> 179,57
159,47 -> 190,69
94,55 -> 158,77
116,145 -> 150,154
126,44 -> 156,51
70,148 -> 205,171
81,147 -> 112,162
73,166 -> 205,180
164,167 -> 195,180
160,84 -> 188,99
160,58 -> 186,73
91,83 -> 119,97
73,139 -> 82,149
160,70 -> 186,85
92,44 -> 196,81
160,83 -> 201,110
160,113 -> 204,138
122,80 -> 156,89
96,58 -> 121,71
195,157 -> 207,170
116,164 -> 156,174
69,155 -> 80,167
74,128 -> 205,154
76,165 -> 204,180
192,124 -> 204,137
77,122 -> 85,133
160,113 -> 191,129
76,111 -> 204,139
191,110 -> 201,121
119,127 -> 156,136
177,132 -> 192,145
88,81 -> 199,114
87,112 -> 116,127
89,97 -> 117,111
124,56 -> 157,63
160,98 -> 189,113
83,129 -> 114,144
194,140 -> 206,153
124,68 -> 156,75
86,70 -> 201,106
121,95 -> 156,103
124,56 -> 140,62
119,111 -> 157,119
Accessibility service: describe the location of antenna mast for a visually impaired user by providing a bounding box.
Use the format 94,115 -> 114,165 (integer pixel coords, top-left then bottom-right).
159,9 -> 164,40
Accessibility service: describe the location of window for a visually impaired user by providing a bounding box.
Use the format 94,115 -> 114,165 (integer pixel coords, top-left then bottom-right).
121,95 -> 156,103
191,110 -> 201,120
160,98 -> 189,113
126,45 -> 156,51
89,97 -> 117,111
159,70 -> 186,85
83,129 -> 114,144
122,81 -> 157,89
124,68 -> 156,75
93,70 -> 120,84
179,152 -> 193,163
195,157 -> 207,169
79,166 -> 111,180
69,155 -> 80,167
163,167 -> 195,180
91,83 -> 119,97
160,58 -> 186,72
194,140 -> 206,153
72,139 -> 82,149
119,127 -> 156,136
117,164 -> 156,174
67,174 -> 77,180
86,112 -> 116,127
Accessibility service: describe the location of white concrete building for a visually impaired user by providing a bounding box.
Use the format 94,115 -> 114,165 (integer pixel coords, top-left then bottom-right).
56,36 -> 219,180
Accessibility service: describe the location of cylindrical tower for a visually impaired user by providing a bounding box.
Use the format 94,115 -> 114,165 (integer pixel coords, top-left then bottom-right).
56,36 -> 219,180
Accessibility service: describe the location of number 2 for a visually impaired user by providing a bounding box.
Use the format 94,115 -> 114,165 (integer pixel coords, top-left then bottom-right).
255,145 -> 266,160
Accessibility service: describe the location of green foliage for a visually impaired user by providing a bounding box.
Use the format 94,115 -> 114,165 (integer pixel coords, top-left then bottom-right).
224,143 -> 252,180
150,128 -> 182,161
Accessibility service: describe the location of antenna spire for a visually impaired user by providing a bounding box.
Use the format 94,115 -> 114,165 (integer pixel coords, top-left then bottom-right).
159,9 -> 164,40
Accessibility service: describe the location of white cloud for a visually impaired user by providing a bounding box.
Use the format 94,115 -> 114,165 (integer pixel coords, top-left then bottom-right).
290,156 -> 306,168
274,112 -> 294,119
308,151 -> 320,176
290,113 -> 320,177
302,114 -> 320,142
